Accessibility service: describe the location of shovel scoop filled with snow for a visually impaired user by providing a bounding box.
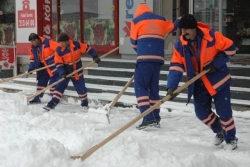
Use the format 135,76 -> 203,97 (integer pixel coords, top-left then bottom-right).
87,105 -> 111,124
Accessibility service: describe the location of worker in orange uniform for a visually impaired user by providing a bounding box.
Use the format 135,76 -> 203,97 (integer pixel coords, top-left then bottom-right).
166,14 -> 238,150
28,33 -> 59,104
43,33 -> 100,111
130,3 -> 181,129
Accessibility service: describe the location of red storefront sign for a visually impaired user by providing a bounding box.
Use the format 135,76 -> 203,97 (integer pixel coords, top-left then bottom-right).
18,0 -> 36,28
43,0 -> 52,39
0,48 -> 14,69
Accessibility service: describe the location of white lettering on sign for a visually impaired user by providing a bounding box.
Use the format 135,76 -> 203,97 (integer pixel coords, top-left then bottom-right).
43,0 -> 52,39
20,13 -> 33,18
18,19 -> 35,27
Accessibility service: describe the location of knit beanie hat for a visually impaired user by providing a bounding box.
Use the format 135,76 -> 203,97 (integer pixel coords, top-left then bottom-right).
179,14 -> 197,29
28,33 -> 39,41
57,33 -> 69,42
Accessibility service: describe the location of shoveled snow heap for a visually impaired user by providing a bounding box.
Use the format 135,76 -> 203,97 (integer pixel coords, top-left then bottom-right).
0,90 -> 250,167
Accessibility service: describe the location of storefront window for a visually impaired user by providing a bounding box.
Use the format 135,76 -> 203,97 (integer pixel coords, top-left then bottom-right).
193,0 -> 219,31
52,0 -> 58,40
83,0 -> 115,46
223,0 -> 250,54
0,0 -> 15,45
60,0 -> 80,41
193,0 -> 250,54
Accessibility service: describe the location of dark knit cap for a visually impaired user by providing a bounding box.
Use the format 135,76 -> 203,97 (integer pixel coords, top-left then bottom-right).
28,33 -> 39,41
179,14 -> 197,29
57,33 -> 69,42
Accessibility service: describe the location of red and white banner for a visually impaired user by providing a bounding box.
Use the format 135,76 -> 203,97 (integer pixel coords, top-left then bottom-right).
42,0 -> 53,39
18,1 -> 36,28
0,47 -> 15,69
15,0 -> 37,55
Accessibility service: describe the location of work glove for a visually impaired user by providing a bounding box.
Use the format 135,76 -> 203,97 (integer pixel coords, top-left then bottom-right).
203,63 -> 217,73
22,71 -> 30,78
61,73 -> 67,79
93,56 -> 101,64
28,68 -> 33,73
166,88 -> 178,100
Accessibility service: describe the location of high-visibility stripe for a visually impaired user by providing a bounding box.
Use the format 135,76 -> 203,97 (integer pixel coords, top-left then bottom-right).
53,95 -> 61,100
149,99 -> 159,103
137,55 -> 164,61
63,58 -> 81,65
213,74 -> 231,89
202,112 -> 214,123
138,34 -> 164,40
224,50 -> 236,55
132,44 -> 137,48
44,54 -> 54,60
220,117 -> 234,126
79,93 -> 87,97
87,46 -> 91,53
207,115 -> 217,126
169,66 -> 184,73
80,97 -> 87,101
138,102 -> 150,107
137,96 -> 149,101
54,91 -> 63,96
51,69 -> 57,73
222,124 -> 235,132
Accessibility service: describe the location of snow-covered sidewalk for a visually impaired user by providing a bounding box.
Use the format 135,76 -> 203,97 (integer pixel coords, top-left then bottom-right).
0,90 -> 250,167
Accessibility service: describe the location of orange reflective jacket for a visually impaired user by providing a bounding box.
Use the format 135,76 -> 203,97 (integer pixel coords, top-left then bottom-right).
29,36 -> 59,77
130,4 -> 180,64
54,39 -> 97,80
167,22 -> 236,101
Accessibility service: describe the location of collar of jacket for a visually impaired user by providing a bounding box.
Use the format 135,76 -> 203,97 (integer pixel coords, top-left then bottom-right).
30,36 -> 44,49
180,22 -> 213,45
60,38 -> 75,51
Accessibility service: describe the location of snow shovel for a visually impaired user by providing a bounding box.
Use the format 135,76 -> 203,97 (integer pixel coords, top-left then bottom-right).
71,69 -> 209,161
0,63 -> 55,84
21,47 -> 119,105
87,75 -> 134,124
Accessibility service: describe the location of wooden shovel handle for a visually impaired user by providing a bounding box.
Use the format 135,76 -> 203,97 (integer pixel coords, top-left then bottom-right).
27,47 -> 119,101
0,64 -> 55,84
71,70 -> 209,161
109,75 -> 134,109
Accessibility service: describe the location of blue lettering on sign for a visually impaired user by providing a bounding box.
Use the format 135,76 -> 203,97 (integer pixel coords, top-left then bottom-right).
126,0 -> 133,19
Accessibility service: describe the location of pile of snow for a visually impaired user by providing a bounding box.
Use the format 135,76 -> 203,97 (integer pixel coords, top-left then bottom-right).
0,90 -> 250,167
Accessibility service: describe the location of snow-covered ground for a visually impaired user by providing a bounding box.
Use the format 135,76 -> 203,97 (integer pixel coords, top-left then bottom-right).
0,90 -> 250,167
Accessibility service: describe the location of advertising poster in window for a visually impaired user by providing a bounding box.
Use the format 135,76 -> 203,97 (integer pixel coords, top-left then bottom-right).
119,0 -> 153,55
0,46 -> 14,69
15,0 -> 37,55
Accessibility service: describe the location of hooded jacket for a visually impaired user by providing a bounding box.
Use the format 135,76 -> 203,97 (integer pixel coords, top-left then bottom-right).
166,22 -> 236,103
130,4 -> 180,64
29,36 -> 59,77
54,39 -> 97,80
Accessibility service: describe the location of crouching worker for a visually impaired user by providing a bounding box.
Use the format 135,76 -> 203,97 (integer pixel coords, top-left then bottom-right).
28,33 -> 59,104
43,33 -> 100,111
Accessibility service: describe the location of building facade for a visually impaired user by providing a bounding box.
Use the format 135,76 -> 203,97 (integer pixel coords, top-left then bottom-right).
0,0 -> 249,74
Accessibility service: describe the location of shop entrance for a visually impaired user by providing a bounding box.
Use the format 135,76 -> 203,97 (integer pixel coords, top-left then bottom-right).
193,0 -> 250,54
